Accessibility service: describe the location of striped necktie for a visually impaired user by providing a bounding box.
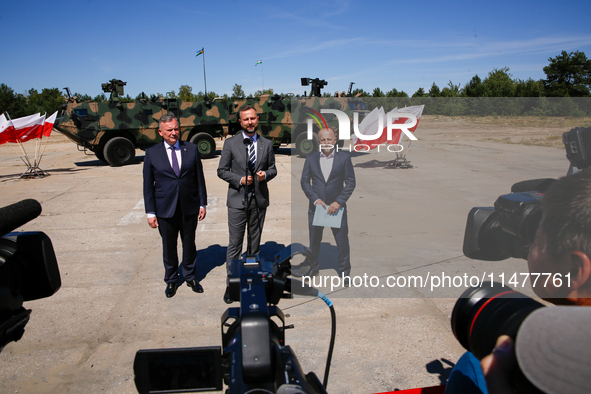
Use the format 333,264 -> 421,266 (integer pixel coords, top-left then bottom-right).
248,138 -> 256,173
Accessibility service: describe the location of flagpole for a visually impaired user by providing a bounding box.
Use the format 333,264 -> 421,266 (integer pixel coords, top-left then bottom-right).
5,113 -> 32,168
202,49 -> 207,96
37,132 -> 52,169
261,62 -> 264,91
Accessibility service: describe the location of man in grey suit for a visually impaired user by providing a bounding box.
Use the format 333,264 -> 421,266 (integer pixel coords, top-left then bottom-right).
217,104 -> 277,265
143,112 -> 207,298
300,128 -> 356,277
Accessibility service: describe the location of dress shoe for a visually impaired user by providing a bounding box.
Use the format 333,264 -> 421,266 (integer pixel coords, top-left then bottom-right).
186,279 -> 204,293
223,287 -> 233,304
165,282 -> 178,298
343,277 -> 351,287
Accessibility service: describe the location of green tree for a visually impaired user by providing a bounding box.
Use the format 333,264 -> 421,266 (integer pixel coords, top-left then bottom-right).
120,94 -> 134,103
93,94 -> 107,102
74,92 -> 92,101
254,88 -> 274,99
385,88 -> 408,97
0,83 -> 27,117
464,75 -> 486,97
178,85 -> 197,101
372,87 -> 385,97
428,82 -> 441,97
231,83 -> 245,99
514,78 -> 545,97
412,87 -> 429,97
543,50 -> 591,97
351,88 -> 369,97
483,67 -> 515,97
26,88 -> 64,115
440,81 -> 462,97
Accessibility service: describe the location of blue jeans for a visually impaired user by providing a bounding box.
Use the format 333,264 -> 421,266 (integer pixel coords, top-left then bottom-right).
445,352 -> 488,394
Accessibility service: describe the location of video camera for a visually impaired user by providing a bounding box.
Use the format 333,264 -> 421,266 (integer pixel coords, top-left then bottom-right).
451,126 -> 591,391
133,246 -> 334,394
0,199 -> 61,352
463,126 -> 591,262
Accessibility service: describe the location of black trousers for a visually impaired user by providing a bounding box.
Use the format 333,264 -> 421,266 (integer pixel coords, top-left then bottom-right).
307,208 -> 351,275
158,202 -> 198,284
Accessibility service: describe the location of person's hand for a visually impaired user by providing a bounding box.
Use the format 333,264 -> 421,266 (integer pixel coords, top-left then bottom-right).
481,335 -> 517,394
148,217 -> 158,228
327,201 -> 341,215
198,207 -> 206,221
314,199 -> 327,210
256,170 -> 265,181
241,176 -> 253,185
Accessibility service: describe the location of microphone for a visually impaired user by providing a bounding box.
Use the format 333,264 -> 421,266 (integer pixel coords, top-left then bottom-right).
243,137 -> 252,146
0,199 -> 42,237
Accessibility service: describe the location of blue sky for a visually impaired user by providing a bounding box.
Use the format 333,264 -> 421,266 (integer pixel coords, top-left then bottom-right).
2,0 -> 591,99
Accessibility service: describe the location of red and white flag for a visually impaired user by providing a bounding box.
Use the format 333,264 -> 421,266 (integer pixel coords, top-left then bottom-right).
42,111 -> 58,137
354,105 -> 425,151
14,113 -> 45,143
0,114 -> 16,145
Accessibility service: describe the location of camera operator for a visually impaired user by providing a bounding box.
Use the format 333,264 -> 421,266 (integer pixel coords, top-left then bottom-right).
446,169 -> 591,394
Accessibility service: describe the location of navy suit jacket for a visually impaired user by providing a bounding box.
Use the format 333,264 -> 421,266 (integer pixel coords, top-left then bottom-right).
143,140 -> 207,218
217,132 -> 277,209
300,150 -> 356,211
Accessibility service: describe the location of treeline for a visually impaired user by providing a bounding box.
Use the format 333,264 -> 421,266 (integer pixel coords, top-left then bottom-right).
2,50 -> 590,118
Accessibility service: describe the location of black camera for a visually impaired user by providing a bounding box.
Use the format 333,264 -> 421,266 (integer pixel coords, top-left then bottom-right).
462,184 -> 547,261
451,283 -> 547,393
451,282 -> 544,360
0,199 -> 61,351
134,248 -> 331,394
563,126 -> 591,170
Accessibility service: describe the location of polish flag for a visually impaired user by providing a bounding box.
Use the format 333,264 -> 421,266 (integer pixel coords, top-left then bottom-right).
15,113 -> 46,142
355,105 -> 425,151
0,113 -> 17,145
42,111 -> 58,137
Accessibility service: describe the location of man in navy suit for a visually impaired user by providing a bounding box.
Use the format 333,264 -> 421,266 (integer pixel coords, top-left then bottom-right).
143,112 -> 207,298
300,128 -> 356,277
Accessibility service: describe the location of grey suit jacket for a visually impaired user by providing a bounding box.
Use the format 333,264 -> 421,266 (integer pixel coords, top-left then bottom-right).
217,132 -> 277,209
300,150 -> 356,211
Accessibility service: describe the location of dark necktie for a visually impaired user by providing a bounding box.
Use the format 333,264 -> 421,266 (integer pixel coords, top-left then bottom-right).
248,138 -> 256,173
169,146 -> 180,177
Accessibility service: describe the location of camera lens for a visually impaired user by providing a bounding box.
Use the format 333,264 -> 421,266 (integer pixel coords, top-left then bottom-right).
451,282 -> 544,359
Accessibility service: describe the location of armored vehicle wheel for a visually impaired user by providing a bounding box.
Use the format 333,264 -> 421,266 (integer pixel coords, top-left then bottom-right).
94,148 -> 107,163
104,137 -> 135,166
295,132 -> 318,157
190,132 -> 216,159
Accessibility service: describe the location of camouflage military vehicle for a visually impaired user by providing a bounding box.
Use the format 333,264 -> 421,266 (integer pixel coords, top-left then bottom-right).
54,79 -> 367,166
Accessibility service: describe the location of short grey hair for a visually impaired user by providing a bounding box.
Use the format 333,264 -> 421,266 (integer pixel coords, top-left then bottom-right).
159,112 -> 178,128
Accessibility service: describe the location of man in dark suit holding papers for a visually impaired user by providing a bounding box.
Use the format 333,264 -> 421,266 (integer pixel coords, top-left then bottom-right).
300,128 -> 356,277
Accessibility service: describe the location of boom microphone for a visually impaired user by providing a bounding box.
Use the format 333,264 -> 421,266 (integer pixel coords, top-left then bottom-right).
0,199 -> 42,237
